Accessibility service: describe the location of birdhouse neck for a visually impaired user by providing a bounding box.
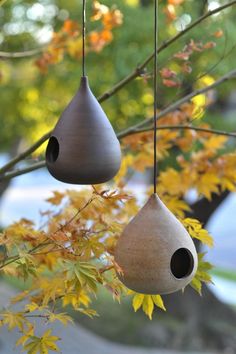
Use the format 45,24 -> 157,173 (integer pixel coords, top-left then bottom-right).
80,76 -> 89,90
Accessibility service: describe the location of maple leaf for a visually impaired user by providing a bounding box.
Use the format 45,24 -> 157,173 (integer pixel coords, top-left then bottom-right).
67,38 -> 83,58
62,291 -> 91,309
214,29 -> 223,38
76,308 -> 98,318
1,312 -> 26,331
191,254 -> 213,295
182,62 -> 192,74
163,79 -> 180,88
163,196 -> 191,218
62,19 -> 79,36
23,329 -> 60,354
160,67 -> 176,79
132,293 -> 166,320
16,324 -> 35,347
132,293 -> 144,312
203,135 -> 227,151
164,4 -> 176,21
102,8 -> 123,29
91,1 -> 109,21
37,277 -> 65,306
47,312 -> 73,325
183,218 -> 214,247
158,168 -> 186,196
46,191 -> 65,206
196,173 -> 220,200
65,261 -> 99,293
16,257 -> 37,281
204,41 -> 216,49
168,0 -> 184,4
174,51 -> 191,61
89,30 -> 113,52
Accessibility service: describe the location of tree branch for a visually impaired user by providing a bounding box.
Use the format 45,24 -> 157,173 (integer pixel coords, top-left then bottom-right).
0,161 -> 46,182
0,197 -> 96,269
1,125 -> 236,182
0,47 -> 47,59
1,1 -> 235,79
124,125 -> 236,139
1,67 -> 236,181
1,2 -> 236,180
0,131 -> 51,175
2,66 -> 236,180
97,0 -> 236,103
117,68 -> 236,139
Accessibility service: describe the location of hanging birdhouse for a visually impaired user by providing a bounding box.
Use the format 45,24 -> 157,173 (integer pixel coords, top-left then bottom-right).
114,194 -> 198,295
46,76 -> 121,184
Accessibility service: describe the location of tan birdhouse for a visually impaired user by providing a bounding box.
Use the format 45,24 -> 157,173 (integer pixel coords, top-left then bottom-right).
114,193 -> 198,295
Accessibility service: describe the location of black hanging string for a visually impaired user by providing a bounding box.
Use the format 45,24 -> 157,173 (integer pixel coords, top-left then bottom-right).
82,0 -> 86,77
153,0 -> 158,194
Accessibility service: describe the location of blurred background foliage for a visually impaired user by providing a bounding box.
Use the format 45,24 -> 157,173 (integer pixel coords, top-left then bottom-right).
1,0 -> 236,153
1,1 -> 236,352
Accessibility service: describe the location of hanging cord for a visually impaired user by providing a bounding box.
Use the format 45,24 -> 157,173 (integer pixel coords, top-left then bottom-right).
153,0 -> 158,194
82,0 -> 86,76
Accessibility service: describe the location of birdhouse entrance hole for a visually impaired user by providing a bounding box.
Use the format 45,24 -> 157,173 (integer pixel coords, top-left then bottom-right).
170,248 -> 194,279
46,136 -> 59,163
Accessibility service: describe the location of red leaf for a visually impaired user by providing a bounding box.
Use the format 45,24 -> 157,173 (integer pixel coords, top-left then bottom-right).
188,39 -> 203,52
168,0 -> 184,4
174,51 -> 191,61
163,79 -> 179,87
204,42 -> 216,49
160,68 -> 176,79
182,62 -> 192,74
214,29 -> 223,38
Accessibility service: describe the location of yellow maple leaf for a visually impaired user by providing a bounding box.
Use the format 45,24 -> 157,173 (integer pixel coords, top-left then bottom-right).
47,312 -> 73,325
24,329 -> 60,354
203,135 -> 227,151
46,191 -> 65,206
191,253 -> 213,294
132,293 -> 166,320
1,311 -> 26,331
183,218 -> 213,247
196,173 -> 220,200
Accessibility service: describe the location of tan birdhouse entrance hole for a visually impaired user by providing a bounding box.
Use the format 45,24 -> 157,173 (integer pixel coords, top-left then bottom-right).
170,248 -> 194,279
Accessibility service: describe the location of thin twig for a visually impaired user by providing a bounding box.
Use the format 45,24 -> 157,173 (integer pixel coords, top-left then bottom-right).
0,47 -> 47,59
0,1 -> 234,76
0,132 -> 51,175
1,68 -> 236,181
97,0 -> 236,103
2,66 -> 236,182
0,197 -> 96,269
0,3 -> 236,179
126,125 -> 236,138
117,68 -> 236,139
0,2 -> 235,175
0,161 -> 46,182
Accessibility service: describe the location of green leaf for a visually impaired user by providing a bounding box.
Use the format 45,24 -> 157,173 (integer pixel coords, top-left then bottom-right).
23,330 -> 60,354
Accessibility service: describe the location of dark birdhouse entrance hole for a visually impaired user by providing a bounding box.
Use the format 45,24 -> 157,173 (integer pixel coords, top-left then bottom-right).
46,136 -> 59,163
170,248 -> 194,279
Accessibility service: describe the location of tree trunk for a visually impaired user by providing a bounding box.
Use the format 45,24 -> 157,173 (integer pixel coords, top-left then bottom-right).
0,139 -> 22,225
160,192 -> 236,352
